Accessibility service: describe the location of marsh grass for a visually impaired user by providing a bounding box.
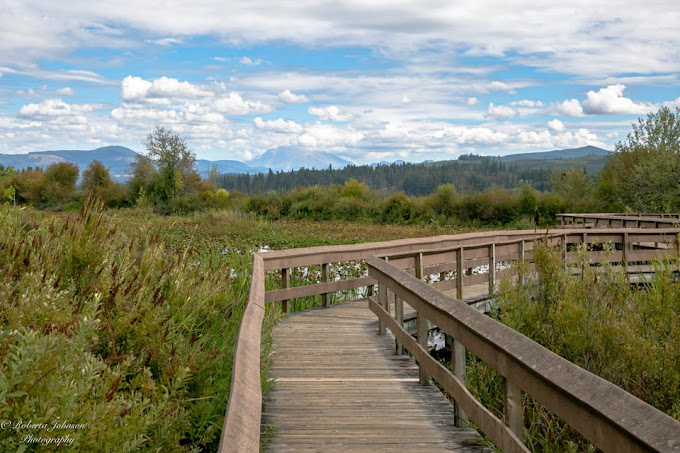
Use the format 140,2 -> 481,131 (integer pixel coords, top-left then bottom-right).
0,197 -> 274,451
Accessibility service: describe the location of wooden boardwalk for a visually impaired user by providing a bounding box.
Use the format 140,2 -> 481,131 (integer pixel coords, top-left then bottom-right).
263,301 -> 482,453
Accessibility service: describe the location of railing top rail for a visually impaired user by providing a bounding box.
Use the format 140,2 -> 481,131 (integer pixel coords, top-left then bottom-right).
219,254 -> 265,453
558,213 -> 680,219
367,256 -> 680,452
259,228 -> 680,271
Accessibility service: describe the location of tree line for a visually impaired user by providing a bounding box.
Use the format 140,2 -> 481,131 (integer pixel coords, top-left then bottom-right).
1,107 -> 679,225
218,155 -> 554,196
0,127 -> 230,213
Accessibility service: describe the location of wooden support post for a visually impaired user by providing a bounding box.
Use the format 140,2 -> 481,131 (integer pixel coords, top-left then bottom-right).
395,295 -> 403,355
488,243 -> 496,296
321,263 -> 330,307
456,247 -> 464,300
504,379 -> 523,442
281,268 -> 290,313
562,234 -> 568,270
622,232 -> 629,282
518,240 -> 525,286
378,283 -> 387,335
417,310 -> 429,385
453,340 -> 467,426
414,252 -> 423,280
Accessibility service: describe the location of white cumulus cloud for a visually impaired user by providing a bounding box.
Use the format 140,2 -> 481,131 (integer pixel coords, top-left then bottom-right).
308,105 -> 352,121
553,99 -> 584,117
212,92 -> 273,115
19,98 -> 93,117
581,84 -> 653,115
253,117 -> 303,133
547,119 -> 566,132
467,97 -> 479,105
511,99 -> 543,107
277,89 -> 309,104
484,103 -> 518,120
297,124 -> 363,147
121,75 -> 213,102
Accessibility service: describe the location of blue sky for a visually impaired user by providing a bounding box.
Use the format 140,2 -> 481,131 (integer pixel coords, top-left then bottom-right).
0,1 -> 678,164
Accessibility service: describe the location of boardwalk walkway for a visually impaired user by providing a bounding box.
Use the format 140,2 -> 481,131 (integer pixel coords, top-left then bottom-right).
263,301 -> 482,452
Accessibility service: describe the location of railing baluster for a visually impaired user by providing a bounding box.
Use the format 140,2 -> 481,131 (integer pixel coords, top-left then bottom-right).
417,311 -> 429,385
415,252 -> 423,280
378,282 -> 387,335
518,240 -> 525,286
489,243 -> 496,296
453,340 -> 467,426
281,267 -> 290,313
321,263 -> 330,307
395,295 -> 403,355
623,232 -> 629,282
456,247 -> 464,300
504,379 -> 523,442
414,252 -> 429,384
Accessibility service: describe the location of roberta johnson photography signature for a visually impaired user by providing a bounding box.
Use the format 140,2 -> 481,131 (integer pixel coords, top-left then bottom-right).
1,419 -> 87,447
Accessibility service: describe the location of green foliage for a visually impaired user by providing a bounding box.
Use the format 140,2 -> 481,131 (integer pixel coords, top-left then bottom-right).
11,168 -> 47,205
381,192 -> 416,223
597,106 -> 680,211
340,178 -> 370,199
144,126 -> 198,209
44,162 -> 79,204
549,167 -> 596,211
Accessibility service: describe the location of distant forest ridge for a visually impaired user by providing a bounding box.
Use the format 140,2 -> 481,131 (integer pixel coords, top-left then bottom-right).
218,150 -> 610,196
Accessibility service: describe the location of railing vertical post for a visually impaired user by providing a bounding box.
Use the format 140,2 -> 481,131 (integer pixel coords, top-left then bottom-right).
623,232 -> 629,282
518,240 -> 525,286
453,340 -> 467,426
488,243 -> 496,295
417,312 -> 429,385
321,263 -> 330,307
281,267 -> 290,313
415,252 -> 423,280
378,282 -> 387,335
504,379 -> 523,442
414,252 -> 429,384
395,295 -> 403,355
456,247 -> 464,300
562,234 -> 568,270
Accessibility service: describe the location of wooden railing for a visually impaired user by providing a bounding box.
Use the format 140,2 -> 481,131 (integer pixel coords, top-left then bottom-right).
220,228 -> 680,452
558,213 -> 680,229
